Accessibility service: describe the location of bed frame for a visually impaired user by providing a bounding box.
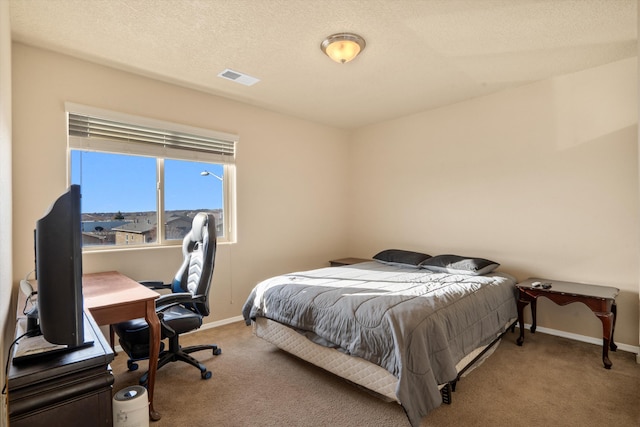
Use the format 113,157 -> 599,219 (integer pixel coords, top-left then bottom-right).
253,316 -> 516,406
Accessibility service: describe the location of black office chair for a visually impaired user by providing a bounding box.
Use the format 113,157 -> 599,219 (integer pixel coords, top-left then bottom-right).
113,212 -> 221,383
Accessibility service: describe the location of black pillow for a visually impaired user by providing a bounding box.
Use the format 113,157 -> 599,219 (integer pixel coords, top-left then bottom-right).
372,249 -> 431,268
419,254 -> 499,276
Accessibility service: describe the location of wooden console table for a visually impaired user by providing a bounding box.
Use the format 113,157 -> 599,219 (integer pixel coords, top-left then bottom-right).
516,278 -> 619,369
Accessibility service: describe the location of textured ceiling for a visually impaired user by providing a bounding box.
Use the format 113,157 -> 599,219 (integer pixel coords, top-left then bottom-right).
9,0 -> 638,129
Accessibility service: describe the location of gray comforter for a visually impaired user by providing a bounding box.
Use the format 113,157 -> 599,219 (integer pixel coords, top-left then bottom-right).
242,262 -> 517,426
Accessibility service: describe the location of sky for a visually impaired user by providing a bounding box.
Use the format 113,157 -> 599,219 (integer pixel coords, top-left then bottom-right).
70,151 -> 224,213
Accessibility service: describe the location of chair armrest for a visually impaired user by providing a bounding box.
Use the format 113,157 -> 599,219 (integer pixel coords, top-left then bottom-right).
154,293 -> 206,338
156,312 -> 176,338
139,280 -> 171,290
155,292 -> 193,309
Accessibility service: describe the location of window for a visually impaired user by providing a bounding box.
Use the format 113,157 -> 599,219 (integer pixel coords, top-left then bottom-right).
67,103 -> 237,248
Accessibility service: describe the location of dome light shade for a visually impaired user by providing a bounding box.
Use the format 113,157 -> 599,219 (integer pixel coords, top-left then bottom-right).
321,33 -> 366,64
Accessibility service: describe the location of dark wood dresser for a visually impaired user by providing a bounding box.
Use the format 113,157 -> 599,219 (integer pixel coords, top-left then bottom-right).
7,312 -> 115,426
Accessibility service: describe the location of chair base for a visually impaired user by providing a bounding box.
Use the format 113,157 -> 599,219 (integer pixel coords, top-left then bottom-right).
126,333 -> 222,385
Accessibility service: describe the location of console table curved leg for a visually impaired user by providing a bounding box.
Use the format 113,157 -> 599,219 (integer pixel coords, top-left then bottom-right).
596,312 -> 613,369
516,298 -> 529,346
609,303 -> 618,352
529,298 -> 537,333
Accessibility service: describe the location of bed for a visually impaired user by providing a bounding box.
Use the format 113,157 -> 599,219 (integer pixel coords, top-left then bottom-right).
242,250 -> 518,426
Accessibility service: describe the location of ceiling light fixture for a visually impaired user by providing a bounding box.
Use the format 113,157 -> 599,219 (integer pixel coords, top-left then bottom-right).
321,33 -> 366,64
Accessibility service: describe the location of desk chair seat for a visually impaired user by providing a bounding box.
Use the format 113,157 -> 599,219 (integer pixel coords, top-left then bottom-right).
113,213 -> 221,383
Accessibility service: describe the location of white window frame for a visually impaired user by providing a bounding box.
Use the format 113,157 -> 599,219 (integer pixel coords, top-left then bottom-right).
65,103 -> 238,248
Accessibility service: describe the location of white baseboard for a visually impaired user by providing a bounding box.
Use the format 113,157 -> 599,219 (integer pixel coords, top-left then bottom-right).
523,323 -> 640,362
200,315 -> 245,330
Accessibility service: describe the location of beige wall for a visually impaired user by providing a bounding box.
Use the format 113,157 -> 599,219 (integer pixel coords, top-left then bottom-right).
349,58 -> 639,347
1,1 -> 13,425
11,43 -> 350,323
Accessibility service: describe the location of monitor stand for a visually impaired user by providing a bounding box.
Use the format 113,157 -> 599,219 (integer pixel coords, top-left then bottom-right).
12,315 -> 94,364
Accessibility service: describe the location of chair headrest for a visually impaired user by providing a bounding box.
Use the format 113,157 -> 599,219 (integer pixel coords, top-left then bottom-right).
190,213 -> 208,242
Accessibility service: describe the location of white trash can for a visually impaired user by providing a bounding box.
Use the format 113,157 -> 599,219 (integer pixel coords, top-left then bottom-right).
113,385 -> 149,427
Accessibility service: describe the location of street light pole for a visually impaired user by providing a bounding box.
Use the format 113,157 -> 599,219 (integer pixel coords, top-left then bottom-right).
200,170 -> 223,181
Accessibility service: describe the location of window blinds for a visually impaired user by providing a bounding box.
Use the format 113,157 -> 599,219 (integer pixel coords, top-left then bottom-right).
67,108 -> 237,164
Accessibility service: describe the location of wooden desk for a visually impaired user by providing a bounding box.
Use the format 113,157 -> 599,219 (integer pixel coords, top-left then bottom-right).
83,271 -> 162,420
516,277 -> 619,369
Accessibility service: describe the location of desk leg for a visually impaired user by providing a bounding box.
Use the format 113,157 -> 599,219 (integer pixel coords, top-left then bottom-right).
145,301 -> 161,421
109,325 -> 116,353
596,311 -> 614,369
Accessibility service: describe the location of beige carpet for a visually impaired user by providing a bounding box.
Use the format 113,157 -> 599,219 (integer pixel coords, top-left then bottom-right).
111,321 -> 639,427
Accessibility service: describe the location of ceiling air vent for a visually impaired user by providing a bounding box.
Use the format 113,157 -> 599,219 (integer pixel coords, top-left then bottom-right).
217,69 -> 260,86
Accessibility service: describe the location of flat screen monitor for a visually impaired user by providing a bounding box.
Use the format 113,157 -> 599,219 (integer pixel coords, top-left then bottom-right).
35,184 -> 86,347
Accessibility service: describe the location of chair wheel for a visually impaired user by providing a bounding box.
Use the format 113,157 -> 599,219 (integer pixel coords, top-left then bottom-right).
213,347 -> 222,356
201,370 -> 212,380
127,361 -> 139,371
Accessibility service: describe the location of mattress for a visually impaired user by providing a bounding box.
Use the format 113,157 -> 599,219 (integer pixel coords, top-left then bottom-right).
255,316 -> 398,401
253,316 -> 507,403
